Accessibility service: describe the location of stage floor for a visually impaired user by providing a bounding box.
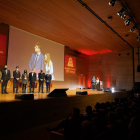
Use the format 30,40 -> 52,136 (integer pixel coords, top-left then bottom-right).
0,89 -> 104,103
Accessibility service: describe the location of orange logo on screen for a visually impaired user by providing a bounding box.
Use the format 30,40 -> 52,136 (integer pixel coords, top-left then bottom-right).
67,57 -> 74,67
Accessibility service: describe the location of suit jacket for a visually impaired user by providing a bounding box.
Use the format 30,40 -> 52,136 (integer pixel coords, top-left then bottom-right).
45,74 -> 52,83
29,52 -> 44,71
13,70 -> 21,79
38,72 -> 45,81
1,69 -> 11,81
29,72 -> 36,83
91,78 -> 96,85
22,73 -> 29,84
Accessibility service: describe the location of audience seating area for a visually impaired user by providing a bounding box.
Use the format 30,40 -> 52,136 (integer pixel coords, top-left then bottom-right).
48,95 -> 140,140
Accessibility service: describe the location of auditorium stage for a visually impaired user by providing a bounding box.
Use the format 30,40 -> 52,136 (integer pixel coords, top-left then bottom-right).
0,89 -> 104,103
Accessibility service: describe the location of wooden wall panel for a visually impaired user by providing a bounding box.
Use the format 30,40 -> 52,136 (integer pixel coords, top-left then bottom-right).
88,47 -> 140,91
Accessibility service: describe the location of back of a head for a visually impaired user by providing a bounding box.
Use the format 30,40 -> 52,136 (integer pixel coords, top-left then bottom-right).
86,106 -> 92,115
115,107 -> 123,119
82,120 -> 94,136
129,116 -> 140,131
108,111 -> 116,124
91,117 -> 102,127
95,102 -> 101,110
100,103 -> 106,110
115,98 -> 119,104
106,101 -> 111,108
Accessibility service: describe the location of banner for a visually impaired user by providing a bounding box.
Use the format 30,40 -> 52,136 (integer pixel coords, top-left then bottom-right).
64,55 -> 76,74
0,34 -> 7,65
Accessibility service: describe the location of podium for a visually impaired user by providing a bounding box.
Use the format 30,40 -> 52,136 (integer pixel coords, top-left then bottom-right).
97,81 -> 103,91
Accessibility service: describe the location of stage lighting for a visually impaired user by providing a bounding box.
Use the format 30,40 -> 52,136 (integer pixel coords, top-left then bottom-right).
130,26 -> 136,32
124,17 -> 132,26
137,35 -> 140,41
117,8 -> 125,17
111,87 -> 115,93
108,16 -> 113,21
109,0 -> 118,6
121,12 -> 127,19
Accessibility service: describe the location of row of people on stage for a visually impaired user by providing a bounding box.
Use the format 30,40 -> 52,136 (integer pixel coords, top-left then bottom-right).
0,65 -> 52,94
91,76 -> 99,90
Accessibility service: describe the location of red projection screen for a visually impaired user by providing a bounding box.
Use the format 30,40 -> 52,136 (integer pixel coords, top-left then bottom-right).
7,26 -> 64,81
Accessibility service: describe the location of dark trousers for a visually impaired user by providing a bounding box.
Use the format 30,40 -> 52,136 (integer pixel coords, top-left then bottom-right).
39,81 -> 44,92
30,82 -> 35,93
13,79 -> 19,92
22,84 -> 26,93
46,82 -> 50,92
2,81 -> 8,93
92,83 -> 95,90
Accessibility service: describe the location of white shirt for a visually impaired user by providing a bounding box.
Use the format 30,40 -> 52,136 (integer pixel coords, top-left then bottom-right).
45,61 -> 53,74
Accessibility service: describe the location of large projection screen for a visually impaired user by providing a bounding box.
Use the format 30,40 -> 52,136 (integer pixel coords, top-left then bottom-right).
7,26 -> 64,81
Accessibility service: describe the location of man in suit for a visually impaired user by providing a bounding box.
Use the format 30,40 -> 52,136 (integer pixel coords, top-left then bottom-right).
29,69 -> 36,93
1,65 -> 11,94
29,43 -> 44,74
91,76 -> 96,90
38,69 -> 45,93
13,66 -> 21,93
45,70 -> 52,93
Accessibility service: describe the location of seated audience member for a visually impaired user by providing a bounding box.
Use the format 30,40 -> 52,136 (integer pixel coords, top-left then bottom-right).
83,106 -> 93,121
115,107 -> 123,122
114,98 -> 119,104
81,120 -> 94,140
93,102 -> 101,112
128,116 -> 140,140
47,107 -> 81,133
106,111 -> 117,128
100,103 -> 106,110
91,117 -> 105,136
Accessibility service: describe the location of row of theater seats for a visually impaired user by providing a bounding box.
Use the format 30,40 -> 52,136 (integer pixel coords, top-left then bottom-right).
49,95 -> 140,140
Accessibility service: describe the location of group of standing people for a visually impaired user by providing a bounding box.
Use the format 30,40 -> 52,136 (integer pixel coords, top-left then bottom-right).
91,76 -> 99,90
0,65 -> 52,94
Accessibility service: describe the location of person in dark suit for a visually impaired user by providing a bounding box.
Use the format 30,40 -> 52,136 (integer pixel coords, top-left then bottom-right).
38,69 -> 45,93
1,65 -> 11,94
13,66 -> 21,93
91,76 -> 96,90
29,69 -> 36,93
29,43 -> 44,74
22,69 -> 28,93
45,70 -> 52,93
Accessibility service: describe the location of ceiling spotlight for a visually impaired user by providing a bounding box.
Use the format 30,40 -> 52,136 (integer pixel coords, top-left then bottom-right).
109,0 -> 118,6
125,34 -> 129,37
82,3 -> 87,8
137,35 -> 140,41
124,17 -> 132,26
108,16 -> 113,21
121,12 -> 127,19
117,8 -> 125,17
130,26 -> 137,32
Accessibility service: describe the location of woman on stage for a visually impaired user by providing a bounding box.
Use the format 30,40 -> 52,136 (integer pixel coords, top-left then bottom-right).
44,53 -> 55,80
22,69 -> 28,93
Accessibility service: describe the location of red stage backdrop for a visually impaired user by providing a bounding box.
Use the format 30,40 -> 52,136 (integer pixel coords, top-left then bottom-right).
64,55 -> 76,74
0,34 -> 7,65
